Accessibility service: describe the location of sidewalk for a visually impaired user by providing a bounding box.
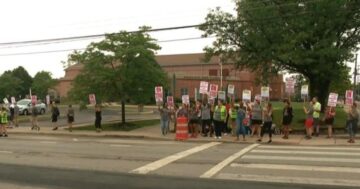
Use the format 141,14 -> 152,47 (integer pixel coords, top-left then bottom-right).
7,124 -> 359,146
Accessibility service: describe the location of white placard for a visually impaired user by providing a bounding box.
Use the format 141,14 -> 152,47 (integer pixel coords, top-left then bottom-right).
218,91 -> 226,100
261,86 -> 270,97
167,96 -> 174,107
242,90 -> 252,101
11,97 -> 16,104
3,98 -> 9,104
89,94 -> 96,105
199,81 -> 209,94
345,90 -> 353,105
155,86 -> 163,103
227,84 -> 235,95
255,94 -> 262,101
327,93 -> 338,107
209,84 -> 219,92
182,95 -> 190,105
301,85 -> 309,96
46,95 -> 50,105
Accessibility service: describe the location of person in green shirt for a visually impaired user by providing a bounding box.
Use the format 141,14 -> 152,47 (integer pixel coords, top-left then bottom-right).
0,106 -> 8,137
312,97 -> 321,137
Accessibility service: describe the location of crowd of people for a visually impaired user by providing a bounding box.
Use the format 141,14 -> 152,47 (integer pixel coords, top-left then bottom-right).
158,96 -> 359,144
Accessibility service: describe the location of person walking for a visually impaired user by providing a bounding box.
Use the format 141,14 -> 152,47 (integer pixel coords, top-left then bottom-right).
67,104 -> 75,132
304,100 -> 314,140
0,106 -> 8,137
258,102 -> 273,143
282,99 -> 293,139
251,99 -> 263,139
235,103 -> 246,141
31,103 -> 40,131
212,100 -> 227,139
51,101 -> 60,130
95,104 -> 102,132
9,104 -> 15,128
312,97 -> 322,136
346,103 -> 359,143
324,106 -> 336,138
158,103 -> 170,136
14,103 -> 19,127
201,100 -> 212,137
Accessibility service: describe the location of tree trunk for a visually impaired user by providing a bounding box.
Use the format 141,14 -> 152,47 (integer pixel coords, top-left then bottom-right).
309,77 -> 331,112
121,99 -> 125,125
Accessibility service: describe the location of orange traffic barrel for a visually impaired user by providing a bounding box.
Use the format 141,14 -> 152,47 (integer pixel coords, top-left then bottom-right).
176,116 -> 188,140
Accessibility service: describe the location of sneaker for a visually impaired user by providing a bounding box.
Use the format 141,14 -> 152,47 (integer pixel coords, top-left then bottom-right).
267,140 -> 272,144
52,127 -> 58,131
218,136 -> 222,139
257,139 -> 262,142
4,134 -> 8,137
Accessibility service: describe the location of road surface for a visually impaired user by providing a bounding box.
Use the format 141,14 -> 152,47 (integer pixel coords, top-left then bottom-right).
0,135 -> 359,189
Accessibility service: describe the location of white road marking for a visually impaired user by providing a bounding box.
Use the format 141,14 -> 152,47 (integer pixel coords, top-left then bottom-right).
231,163 -> 360,173
130,142 -> 221,174
252,149 -> 360,156
40,141 -> 57,144
217,173 -> 360,187
259,145 -> 360,151
0,151 -> 13,154
200,144 -> 260,178
110,144 -> 131,147
73,138 -> 79,142
242,155 -> 360,163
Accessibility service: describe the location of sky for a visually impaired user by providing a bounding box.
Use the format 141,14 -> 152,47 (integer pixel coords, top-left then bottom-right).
0,0 -> 234,78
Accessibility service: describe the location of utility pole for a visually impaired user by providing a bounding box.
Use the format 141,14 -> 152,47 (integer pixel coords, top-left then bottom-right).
354,54 -> 358,100
219,56 -> 223,90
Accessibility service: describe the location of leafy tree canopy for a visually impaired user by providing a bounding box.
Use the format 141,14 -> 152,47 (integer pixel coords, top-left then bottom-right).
200,0 -> 360,107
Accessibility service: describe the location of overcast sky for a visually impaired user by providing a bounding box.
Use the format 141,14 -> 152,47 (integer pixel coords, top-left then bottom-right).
0,0 -> 234,78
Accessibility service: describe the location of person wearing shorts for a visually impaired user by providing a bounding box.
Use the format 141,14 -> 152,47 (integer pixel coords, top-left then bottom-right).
251,99 -> 262,139
324,106 -> 336,138
312,97 -> 321,136
282,99 -> 293,139
304,101 -> 314,139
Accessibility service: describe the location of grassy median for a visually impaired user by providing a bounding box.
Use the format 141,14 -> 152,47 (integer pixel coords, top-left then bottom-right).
71,119 -> 160,131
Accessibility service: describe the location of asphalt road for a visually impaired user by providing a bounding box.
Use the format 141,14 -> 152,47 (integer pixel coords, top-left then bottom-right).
0,135 -> 359,189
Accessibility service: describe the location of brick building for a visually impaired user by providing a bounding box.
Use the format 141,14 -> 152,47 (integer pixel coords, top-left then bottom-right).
55,53 -> 284,101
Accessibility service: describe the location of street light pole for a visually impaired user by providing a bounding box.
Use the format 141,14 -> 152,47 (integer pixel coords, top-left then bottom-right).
219,56 -> 223,90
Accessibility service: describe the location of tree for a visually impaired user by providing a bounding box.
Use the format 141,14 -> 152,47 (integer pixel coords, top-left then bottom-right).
0,71 -> 22,99
67,26 -> 168,124
200,0 -> 360,108
32,71 -> 57,100
12,66 -> 33,97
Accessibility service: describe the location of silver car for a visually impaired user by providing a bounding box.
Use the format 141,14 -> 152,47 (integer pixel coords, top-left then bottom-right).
17,99 -> 46,115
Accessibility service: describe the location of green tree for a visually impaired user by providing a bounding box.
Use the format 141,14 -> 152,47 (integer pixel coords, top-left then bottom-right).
12,66 -> 33,98
32,71 -> 57,100
67,26 -> 168,124
200,0 -> 360,108
0,71 -> 23,99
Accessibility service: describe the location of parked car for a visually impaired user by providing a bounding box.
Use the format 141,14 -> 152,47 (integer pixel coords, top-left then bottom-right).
17,99 -> 46,115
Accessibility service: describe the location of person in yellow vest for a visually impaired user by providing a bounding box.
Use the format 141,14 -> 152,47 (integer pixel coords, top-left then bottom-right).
312,97 -> 322,136
212,100 -> 227,139
0,106 -> 9,137
228,102 -> 238,136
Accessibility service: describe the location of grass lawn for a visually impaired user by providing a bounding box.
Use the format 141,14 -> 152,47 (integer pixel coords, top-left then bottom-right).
271,101 -> 346,132
71,119 -> 160,131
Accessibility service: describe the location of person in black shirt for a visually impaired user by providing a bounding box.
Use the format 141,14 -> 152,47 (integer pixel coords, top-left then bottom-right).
95,104 -> 102,132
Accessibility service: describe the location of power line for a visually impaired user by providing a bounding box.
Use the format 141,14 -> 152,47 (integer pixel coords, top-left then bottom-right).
0,36 -> 215,57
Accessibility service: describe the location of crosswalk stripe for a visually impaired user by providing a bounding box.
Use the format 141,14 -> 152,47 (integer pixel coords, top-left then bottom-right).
217,173 -> 360,187
200,144 -> 260,178
230,163 -> 360,173
242,155 -> 360,163
0,151 -> 13,154
130,142 -> 221,174
252,149 -> 360,156
259,145 -> 360,151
